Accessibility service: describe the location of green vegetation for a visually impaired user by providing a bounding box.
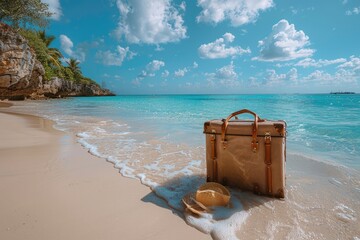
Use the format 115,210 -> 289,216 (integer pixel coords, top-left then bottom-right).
66,58 -> 82,80
2,0 -> 99,86
20,28 -> 99,85
0,0 -> 51,29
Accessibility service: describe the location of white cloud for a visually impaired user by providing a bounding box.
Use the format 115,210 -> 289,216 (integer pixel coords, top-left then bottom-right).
291,8 -> 298,15
255,19 -> 315,62
42,0 -> 62,20
155,45 -> 164,51
161,70 -> 170,78
60,35 -> 73,56
302,70 -> 333,83
132,60 -> 165,85
132,70 -> 147,85
196,0 -> 273,26
223,32 -> 235,42
59,35 -> 85,62
262,68 -> 299,85
249,56 -> 360,89
334,68 -> 359,83
265,69 -> 287,84
295,58 -> 347,68
174,68 -> 188,77
338,56 -> 360,71
114,0 -> 187,44
346,7 -> 360,15
179,1 -> 186,11
96,46 -> 136,66
288,68 -> 298,82
260,64 -> 359,87
138,70 -> 147,78
206,62 -> 240,87
193,62 -> 199,69
198,33 -> 251,59
146,60 -> 165,72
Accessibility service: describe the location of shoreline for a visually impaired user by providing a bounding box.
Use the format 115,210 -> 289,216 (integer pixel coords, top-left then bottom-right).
0,106 -> 209,239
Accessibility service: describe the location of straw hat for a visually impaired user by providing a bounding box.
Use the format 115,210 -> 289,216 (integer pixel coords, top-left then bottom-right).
182,182 -> 230,215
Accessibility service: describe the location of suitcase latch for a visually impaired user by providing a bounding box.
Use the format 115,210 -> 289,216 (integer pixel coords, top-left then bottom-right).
251,141 -> 258,152
222,140 -> 228,149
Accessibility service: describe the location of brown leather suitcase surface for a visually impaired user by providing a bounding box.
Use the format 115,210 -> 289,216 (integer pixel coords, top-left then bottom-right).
203,109 -> 286,198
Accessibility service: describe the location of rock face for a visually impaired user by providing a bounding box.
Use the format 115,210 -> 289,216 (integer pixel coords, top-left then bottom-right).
0,23 -> 36,89
0,23 -> 114,100
42,77 -> 114,98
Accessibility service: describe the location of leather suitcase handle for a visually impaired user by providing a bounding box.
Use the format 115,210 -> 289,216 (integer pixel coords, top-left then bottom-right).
221,109 -> 262,151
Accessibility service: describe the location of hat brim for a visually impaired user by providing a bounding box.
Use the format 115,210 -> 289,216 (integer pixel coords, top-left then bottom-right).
182,193 -> 211,215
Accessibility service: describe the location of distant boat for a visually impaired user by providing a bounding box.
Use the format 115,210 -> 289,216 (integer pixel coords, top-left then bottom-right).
330,91 -> 356,94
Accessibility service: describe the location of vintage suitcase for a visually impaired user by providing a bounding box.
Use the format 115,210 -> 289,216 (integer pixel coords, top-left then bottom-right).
203,109 -> 286,198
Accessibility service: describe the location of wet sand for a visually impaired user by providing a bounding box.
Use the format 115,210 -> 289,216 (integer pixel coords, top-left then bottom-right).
0,104 -> 209,240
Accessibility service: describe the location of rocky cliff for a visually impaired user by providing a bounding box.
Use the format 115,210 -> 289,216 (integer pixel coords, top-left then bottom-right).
0,23 -> 114,100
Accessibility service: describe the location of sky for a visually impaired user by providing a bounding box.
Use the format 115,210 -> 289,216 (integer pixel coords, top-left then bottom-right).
42,0 -> 360,94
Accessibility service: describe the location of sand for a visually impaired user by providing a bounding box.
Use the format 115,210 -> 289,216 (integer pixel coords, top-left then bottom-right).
0,104 -> 209,240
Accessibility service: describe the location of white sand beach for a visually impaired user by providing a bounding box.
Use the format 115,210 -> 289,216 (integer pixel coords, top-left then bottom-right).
0,103 -> 209,240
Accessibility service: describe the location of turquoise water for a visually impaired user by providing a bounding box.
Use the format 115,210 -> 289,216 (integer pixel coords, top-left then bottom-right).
9,94 -> 360,238
21,94 -> 360,168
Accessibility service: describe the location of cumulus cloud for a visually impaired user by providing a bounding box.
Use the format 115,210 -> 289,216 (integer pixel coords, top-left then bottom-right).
223,32 -> 235,42
59,34 -> 85,62
265,69 -> 287,84
42,0 -> 62,20
198,33 -> 251,59
337,56 -> 360,72
114,0 -> 187,44
259,62 -> 359,87
302,70 -> 332,83
254,19 -> 315,62
249,68 -> 299,86
193,62 -> 199,69
96,46 -> 136,66
161,70 -> 170,78
334,68 -> 359,83
146,60 -> 165,72
295,58 -> 347,68
174,68 -> 188,77
196,0 -> 273,26
206,62 -> 240,87
60,35 -> 73,56
132,60 -> 165,85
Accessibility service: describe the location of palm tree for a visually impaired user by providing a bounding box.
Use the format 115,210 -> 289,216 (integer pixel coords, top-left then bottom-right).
37,30 -> 63,68
66,58 -> 82,81
38,30 -> 55,47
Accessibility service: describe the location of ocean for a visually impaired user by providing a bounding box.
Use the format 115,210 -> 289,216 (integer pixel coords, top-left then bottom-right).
9,94 -> 360,239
